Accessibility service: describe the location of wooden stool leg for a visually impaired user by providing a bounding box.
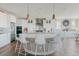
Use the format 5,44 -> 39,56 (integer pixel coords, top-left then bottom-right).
35,44 -> 38,56
15,40 -> 19,53
44,45 -> 46,56
25,52 -> 27,56
30,42 -> 32,51
18,43 -> 22,56
24,44 -> 27,56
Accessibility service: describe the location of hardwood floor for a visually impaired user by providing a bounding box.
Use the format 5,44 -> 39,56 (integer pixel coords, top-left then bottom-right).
0,41 -> 17,56
0,40 -> 79,56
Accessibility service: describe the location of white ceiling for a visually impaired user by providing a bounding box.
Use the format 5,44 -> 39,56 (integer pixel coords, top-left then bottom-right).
0,3 -> 29,18
0,3 -> 79,18
0,3 -> 53,18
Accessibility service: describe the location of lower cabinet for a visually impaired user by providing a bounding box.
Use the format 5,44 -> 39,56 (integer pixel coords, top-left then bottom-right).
0,33 -> 10,48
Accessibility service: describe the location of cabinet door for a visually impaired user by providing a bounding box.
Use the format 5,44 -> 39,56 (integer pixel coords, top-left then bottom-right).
0,12 -> 7,28
9,14 -> 16,23
0,34 -> 7,48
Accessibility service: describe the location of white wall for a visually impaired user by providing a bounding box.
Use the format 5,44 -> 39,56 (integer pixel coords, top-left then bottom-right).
54,4 -> 79,18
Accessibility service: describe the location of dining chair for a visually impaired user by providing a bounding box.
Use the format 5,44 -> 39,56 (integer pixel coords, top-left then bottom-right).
35,33 -> 46,56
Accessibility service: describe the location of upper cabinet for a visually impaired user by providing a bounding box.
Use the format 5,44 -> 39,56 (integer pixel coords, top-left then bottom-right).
9,14 -> 16,23
0,12 -> 8,28
0,11 -> 16,33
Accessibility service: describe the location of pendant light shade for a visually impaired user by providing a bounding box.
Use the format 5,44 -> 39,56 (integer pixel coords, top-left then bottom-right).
52,13 -> 55,19
26,4 -> 29,20
52,4 -> 55,20
26,13 -> 29,20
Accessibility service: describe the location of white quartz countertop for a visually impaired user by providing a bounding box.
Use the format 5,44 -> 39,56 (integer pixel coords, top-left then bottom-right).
21,30 -> 78,39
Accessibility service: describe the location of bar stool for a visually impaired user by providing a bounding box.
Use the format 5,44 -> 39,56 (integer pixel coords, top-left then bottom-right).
35,33 -> 46,56
15,36 -> 20,53
18,33 -> 29,56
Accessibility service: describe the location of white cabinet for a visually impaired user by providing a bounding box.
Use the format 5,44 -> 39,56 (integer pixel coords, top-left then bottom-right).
0,12 -> 13,48
16,20 -> 23,26
9,14 -> 16,23
0,33 -> 10,48
43,19 -> 56,32
0,12 -> 8,28
28,20 -> 35,33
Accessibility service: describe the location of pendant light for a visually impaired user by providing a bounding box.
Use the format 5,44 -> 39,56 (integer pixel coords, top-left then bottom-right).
52,4 -> 55,20
26,4 -> 29,20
